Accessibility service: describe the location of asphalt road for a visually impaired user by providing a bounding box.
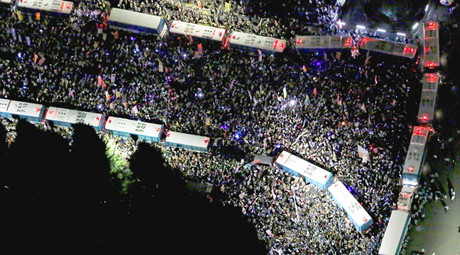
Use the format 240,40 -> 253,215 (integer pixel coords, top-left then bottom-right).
404,154 -> 460,255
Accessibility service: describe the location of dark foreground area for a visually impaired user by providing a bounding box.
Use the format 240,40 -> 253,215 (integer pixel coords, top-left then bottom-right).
0,120 -> 266,253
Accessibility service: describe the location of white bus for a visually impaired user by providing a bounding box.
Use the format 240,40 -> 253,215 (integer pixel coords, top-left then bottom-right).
275,151 -> 334,190
228,31 -> 287,53
108,8 -> 166,34
327,181 -> 373,232
105,116 -> 163,143
169,21 -> 226,42
359,37 -> 417,59
402,126 -> 431,186
5,100 -> 45,123
17,0 -> 74,15
422,21 -> 440,69
0,98 -> 11,118
378,210 -> 411,255
45,107 -> 105,130
295,35 -> 352,50
165,131 -> 210,152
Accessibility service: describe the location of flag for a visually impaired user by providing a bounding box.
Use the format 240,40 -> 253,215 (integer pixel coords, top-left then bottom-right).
224,2 -> 231,12
158,60 -> 164,72
33,53 -> 38,64
336,94 -> 342,106
357,145 -> 370,163
38,57 -> 45,65
11,28 -> 16,41
131,105 -> 138,115
197,43 -> 203,54
98,76 -> 106,88
35,12 -> 40,20
16,11 -> 23,21
105,91 -> 111,101
266,229 -> 274,238
205,118 -> 211,126
258,49 -> 263,62
115,90 -> 121,98
304,94 -> 310,106
375,75 -> 378,84
313,87 -> 317,96
283,86 -> 287,98
302,65 -> 307,72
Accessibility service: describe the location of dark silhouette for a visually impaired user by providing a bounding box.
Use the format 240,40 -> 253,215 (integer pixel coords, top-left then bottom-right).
0,122 -> 266,253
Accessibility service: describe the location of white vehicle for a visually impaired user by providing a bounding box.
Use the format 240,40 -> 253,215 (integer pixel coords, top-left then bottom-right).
165,131 -> 210,152
359,37 -> 417,59
275,151 -> 334,190
328,181 -> 373,232
402,126 -> 431,186
0,98 -> 10,118
105,116 -> 163,143
422,21 -> 440,69
228,31 -> 287,53
169,21 -> 226,42
108,8 -> 166,34
4,100 -> 45,123
45,107 -> 105,130
378,210 -> 411,255
295,35 -> 352,50
17,0 -> 74,14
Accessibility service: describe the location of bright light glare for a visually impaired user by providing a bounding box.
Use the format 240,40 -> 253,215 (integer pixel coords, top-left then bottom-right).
376,28 -> 386,33
356,25 -> 366,30
396,32 -> 406,37
425,4 -> 429,12
412,23 -> 419,30
289,100 -> 296,106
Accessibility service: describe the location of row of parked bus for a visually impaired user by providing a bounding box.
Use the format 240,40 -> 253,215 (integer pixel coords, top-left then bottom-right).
378,21 -> 441,255
0,98 -> 211,152
0,0 -> 421,58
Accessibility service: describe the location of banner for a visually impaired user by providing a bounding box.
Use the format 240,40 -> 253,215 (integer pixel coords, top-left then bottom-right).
357,145 -> 370,162
224,2 -> 231,12
158,60 -> 164,72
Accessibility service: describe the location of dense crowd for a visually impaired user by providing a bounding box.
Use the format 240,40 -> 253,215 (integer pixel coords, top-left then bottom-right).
0,0 -> 426,254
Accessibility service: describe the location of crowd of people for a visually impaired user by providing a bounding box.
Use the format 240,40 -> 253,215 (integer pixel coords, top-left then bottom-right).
0,0 -> 429,254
